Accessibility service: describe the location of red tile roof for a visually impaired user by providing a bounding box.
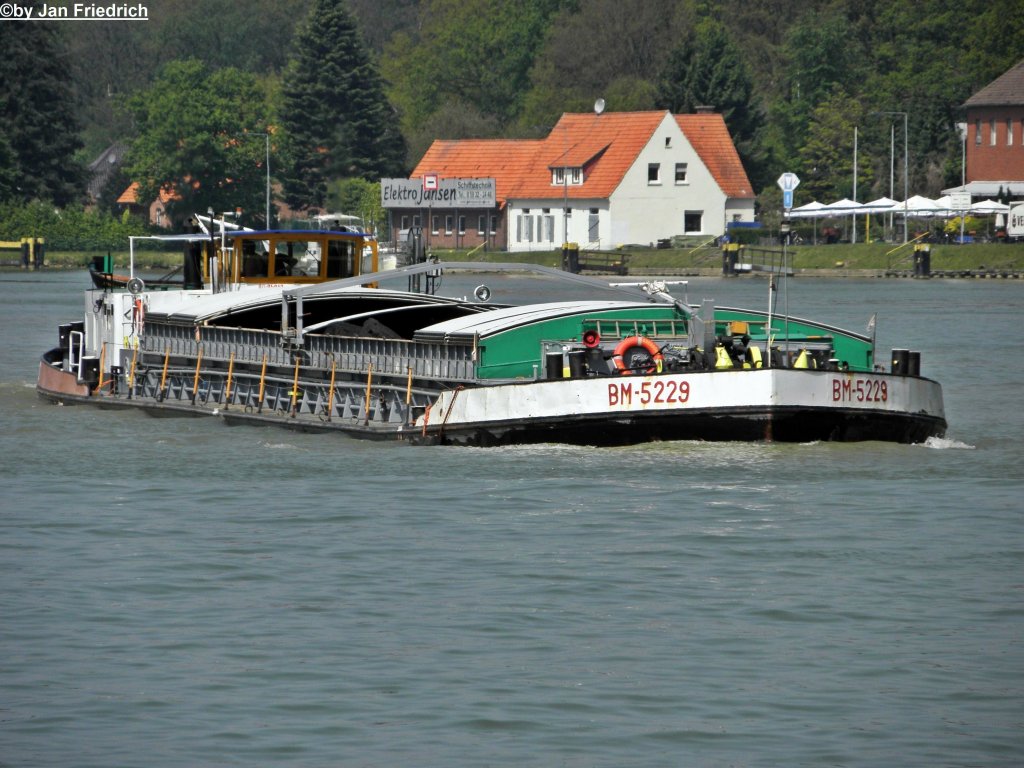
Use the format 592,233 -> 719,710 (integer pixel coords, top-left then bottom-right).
117,182 -> 179,205
964,59 -> 1024,108
412,110 -> 754,203
675,114 -> 753,198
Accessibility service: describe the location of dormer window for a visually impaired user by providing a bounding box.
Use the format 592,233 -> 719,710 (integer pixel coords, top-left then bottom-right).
552,166 -> 584,186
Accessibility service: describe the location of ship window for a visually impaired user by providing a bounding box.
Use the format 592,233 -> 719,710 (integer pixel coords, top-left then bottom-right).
273,239 -> 322,278
326,240 -> 355,278
241,239 -> 269,278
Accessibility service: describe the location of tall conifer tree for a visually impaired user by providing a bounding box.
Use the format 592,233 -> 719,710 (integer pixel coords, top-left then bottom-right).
281,0 -> 406,210
0,21 -> 85,205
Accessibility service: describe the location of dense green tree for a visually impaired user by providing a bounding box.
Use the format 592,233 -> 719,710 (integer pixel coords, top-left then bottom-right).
124,59 -> 272,228
281,0 -> 406,210
384,0 -> 566,156
0,20 -> 86,205
655,18 -> 766,188
798,90 -> 874,203
517,0 -> 677,132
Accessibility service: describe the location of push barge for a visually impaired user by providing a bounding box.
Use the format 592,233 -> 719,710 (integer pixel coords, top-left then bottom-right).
37,228 -> 946,446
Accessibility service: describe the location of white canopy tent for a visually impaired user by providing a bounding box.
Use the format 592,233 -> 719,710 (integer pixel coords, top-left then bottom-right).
970,199 -> 1010,215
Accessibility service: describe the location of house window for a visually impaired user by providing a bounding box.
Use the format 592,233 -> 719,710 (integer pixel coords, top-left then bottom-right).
1008,119 -> 1014,146
571,168 -> 581,184
553,167 -> 565,185
477,215 -> 486,234
665,136 -> 672,148
975,119 -> 981,145
648,163 -> 660,184
458,216 -> 465,235
524,215 -> 534,242
400,216 -> 409,230
684,211 -> 703,234
588,208 -> 599,242
990,119 -> 997,146
490,215 -> 497,234
412,215 -> 420,227
675,163 -> 688,184
542,215 -> 555,242
431,215 -> 440,235
445,215 -> 453,234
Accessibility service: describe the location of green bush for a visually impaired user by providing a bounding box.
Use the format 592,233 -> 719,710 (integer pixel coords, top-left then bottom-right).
0,200 -> 155,251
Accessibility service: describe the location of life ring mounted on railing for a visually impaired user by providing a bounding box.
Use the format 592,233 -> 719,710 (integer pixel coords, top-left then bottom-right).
612,335 -> 663,375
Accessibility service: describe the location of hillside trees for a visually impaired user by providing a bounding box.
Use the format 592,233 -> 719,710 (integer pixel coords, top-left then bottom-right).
280,0 -> 406,210
655,17 -> 765,188
0,21 -> 86,205
517,0 -> 678,131
798,90 -> 874,203
383,0 -> 567,159
124,59 -> 272,227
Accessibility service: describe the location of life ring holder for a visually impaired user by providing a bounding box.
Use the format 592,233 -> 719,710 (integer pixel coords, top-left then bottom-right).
612,335 -> 663,375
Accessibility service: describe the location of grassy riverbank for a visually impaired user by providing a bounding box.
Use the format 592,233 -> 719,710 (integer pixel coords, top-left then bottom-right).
22,241 -> 1024,275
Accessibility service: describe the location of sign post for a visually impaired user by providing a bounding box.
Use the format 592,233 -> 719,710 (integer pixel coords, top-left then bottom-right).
777,172 -> 800,213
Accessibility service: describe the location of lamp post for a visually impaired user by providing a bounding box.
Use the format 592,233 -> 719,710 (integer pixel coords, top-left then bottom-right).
872,111 -> 908,242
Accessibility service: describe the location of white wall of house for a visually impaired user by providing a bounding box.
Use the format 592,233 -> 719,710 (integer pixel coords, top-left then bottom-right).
505,199 -> 608,251
609,113 -> 743,246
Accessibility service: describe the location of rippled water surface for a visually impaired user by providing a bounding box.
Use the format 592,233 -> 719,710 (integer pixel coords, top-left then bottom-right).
1,270 -> 1021,766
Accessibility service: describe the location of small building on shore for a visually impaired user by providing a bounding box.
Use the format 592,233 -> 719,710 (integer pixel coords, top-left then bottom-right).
386,109 -> 754,252
946,59 -> 1024,200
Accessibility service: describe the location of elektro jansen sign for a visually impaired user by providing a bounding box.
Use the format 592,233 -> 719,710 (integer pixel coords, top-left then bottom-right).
381,178 -> 496,208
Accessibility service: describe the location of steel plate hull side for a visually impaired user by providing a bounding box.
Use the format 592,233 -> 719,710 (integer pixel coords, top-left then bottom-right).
37,350 -> 91,401
419,369 -> 946,445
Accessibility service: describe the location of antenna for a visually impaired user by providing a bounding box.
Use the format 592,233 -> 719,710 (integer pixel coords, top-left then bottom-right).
594,98 -> 605,115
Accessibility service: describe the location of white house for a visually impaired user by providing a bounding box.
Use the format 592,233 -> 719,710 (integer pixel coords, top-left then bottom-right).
404,109 -> 755,252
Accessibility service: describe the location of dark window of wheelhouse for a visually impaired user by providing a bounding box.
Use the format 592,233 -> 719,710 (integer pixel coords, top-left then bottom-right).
326,240 -> 355,278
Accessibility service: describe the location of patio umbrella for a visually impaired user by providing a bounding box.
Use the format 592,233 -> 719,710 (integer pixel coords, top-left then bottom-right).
970,199 -> 1010,215
788,201 -> 827,218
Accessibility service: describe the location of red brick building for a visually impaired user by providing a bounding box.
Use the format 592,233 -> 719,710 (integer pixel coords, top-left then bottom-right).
960,59 -> 1024,198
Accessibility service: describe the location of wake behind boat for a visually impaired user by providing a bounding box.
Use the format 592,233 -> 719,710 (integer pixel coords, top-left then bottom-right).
38,227 -> 946,446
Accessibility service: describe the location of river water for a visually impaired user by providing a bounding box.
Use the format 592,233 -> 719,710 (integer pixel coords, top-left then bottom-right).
1,270 -> 1021,767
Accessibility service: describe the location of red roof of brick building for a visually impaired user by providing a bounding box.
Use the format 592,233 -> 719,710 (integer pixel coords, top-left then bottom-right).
963,59 -> 1024,108
412,111 -> 753,204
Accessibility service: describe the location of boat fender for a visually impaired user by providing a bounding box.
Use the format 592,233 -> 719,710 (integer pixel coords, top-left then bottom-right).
612,336 -> 663,375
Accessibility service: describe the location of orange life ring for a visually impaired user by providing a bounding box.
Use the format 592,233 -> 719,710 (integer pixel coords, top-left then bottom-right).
612,336 -> 663,375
